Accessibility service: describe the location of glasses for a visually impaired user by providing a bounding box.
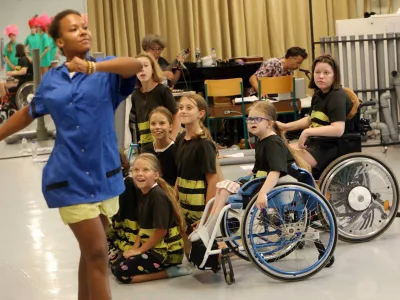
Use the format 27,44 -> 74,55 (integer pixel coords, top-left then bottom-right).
246,117 -> 270,123
150,47 -> 164,52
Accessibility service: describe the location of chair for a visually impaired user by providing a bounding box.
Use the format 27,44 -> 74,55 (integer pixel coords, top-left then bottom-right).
258,75 -> 299,120
204,78 -> 248,148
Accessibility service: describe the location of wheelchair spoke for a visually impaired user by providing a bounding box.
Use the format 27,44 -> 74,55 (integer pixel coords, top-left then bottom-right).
320,155 -> 399,242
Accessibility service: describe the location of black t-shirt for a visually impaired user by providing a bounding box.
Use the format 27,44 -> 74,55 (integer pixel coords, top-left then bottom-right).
158,57 -> 170,70
175,133 -> 217,181
308,87 -> 353,148
17,56 -> 33,82
175,133 -> 217,225
142,142 -> 177,187
131,84 -> 177,145
138,184 -> 176,230
309,88 -> 352,128
253,134 -> 295,178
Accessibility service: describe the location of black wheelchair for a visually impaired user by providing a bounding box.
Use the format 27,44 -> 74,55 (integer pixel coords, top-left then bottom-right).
0,80 -> 34,124
308,88 -> 399,243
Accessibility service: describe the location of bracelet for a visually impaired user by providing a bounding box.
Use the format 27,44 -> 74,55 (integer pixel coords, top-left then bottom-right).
92,62 -> 97,73
87,60 -> 92,74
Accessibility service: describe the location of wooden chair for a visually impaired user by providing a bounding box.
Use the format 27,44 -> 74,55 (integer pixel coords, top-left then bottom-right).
258,75 -> 298,120
204,78 -> 248,148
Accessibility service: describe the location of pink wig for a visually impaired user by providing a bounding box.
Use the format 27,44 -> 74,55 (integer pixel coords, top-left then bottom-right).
36,13 -> 52,30
82,13 -> 88,25
28,16 -> 38,28
4,24 -> 19,37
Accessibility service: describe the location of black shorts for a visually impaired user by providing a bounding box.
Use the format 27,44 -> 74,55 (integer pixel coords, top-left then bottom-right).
306,142 -> 338,170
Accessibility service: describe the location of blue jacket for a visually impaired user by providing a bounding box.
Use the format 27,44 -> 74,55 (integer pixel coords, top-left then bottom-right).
29,56 -> 136,208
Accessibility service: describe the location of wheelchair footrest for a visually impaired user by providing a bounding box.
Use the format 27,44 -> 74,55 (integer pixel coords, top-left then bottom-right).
221,249 -> 236,285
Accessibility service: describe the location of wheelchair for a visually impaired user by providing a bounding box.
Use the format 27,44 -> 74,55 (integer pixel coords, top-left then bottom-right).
308,88 -> 399,243
189,166 -> 337,284
0,80 -> 34,124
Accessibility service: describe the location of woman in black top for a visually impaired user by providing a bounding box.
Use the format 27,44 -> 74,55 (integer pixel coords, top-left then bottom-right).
277,54 -> 352,170
6,44 -> 34,92
0,44 -> 33,103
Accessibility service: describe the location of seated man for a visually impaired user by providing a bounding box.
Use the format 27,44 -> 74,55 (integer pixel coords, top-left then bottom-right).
141,34 -> 185,86
0,43 -> 33,102
248,47 -> 308,96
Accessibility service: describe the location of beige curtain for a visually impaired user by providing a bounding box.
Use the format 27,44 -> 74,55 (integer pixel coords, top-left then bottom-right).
87,0 -> 358,70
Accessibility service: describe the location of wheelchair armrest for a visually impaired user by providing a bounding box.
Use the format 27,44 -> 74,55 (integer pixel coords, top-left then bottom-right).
308,133 -> 361,142
239,176 -> 266,196
359,101 -> 377,108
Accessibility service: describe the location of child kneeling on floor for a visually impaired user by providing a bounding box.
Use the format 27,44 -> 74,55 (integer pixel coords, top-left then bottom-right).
111,153 -> 191,283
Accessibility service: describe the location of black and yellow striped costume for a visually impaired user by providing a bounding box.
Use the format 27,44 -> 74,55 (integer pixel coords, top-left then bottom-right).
130,84 -> 178,146
111,184 -> 184,284
107,177 -> 139,258
175,133 -> 217,230
306,87 -> 352,169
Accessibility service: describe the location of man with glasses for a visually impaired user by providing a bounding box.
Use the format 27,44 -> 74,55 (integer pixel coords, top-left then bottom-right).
248,47 -> 308,96
142,34 -> 184,86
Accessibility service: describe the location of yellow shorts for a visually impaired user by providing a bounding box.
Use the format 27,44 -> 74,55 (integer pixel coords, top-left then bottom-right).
59,197 -> 119,225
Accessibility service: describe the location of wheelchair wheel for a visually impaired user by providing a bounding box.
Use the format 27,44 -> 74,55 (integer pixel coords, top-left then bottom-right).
241,182 -> 337,281
220,208 -> 249,261
319,153 -> 399,243
15,81 -> 35,110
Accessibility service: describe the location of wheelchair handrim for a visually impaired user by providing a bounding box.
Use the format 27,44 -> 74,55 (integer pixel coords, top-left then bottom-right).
242,184 -> 337,279
320,155 -> 398,241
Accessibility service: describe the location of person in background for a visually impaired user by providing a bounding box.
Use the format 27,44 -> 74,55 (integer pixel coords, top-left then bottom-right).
3,25 -> 19,72
35,14 -> 52,75
0,43 -> 33,101
131,53 -> 181,147
25,15 -> 40,58
248,47 -> 308,96
141,34 -> 185,86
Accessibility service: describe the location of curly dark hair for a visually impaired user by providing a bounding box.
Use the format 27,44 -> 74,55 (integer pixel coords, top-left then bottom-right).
48,9 -> 82,41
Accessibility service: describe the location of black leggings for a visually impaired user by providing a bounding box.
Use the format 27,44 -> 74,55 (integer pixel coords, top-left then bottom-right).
111,251 -> 170,284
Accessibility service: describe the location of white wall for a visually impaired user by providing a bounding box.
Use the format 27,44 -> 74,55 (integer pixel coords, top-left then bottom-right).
0,0 -> 87,47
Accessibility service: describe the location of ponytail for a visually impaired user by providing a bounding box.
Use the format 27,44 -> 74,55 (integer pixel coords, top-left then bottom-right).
197,121 -> 224,181
273,123 -> 312,173
157,177 -> 187,234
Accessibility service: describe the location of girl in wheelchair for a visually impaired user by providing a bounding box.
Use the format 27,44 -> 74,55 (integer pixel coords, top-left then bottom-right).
190,100 -> 311,245
110,153 -> 191,283
0,44 -> 33,121
276,54 -> 353,171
